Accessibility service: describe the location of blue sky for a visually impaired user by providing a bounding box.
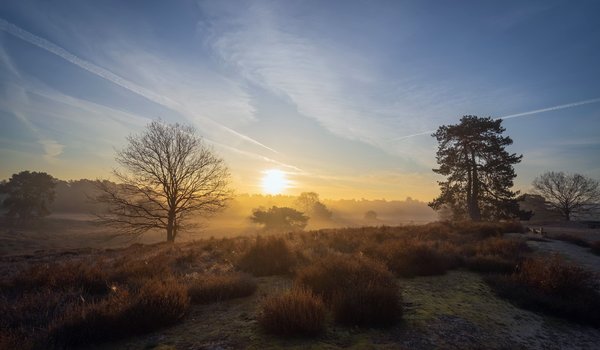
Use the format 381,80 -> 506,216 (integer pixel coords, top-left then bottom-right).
1,0 -> 599,200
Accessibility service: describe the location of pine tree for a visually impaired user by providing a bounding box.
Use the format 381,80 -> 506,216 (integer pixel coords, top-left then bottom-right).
429,116 -> 522,220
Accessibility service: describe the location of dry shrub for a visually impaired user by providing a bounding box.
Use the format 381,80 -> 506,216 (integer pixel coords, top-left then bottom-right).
110,254 -> 173,283
296,255 -> 401,327
188,273 -> 257,304
48,277 -> 189,347
236,236 -> 296,276
258,288 -> 326,336
366,240 -> 456,278
9,261 -> 109,295
487,254 -> 600,325
463,236 -> 529,274
473,237 -> 530,258
464,255 -> 516,274
514,254 -> 597,296
554,234 -> 590,248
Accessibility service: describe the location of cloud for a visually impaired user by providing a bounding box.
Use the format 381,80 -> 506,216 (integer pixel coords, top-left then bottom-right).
38,138 -> 64,162
0,17 -> 277,154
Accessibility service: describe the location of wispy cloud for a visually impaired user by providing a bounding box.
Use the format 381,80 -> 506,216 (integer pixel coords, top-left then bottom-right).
0,17 -> 277,154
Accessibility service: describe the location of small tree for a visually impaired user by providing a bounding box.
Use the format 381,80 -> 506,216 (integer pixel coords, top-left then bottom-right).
0,171 -> 56,225
429,116 -> 522,221
295,192 -> 332,220
250,206 -> 308,232
364,210 -> 377,221
532,172 -> 600,221
97,120 -> 231,242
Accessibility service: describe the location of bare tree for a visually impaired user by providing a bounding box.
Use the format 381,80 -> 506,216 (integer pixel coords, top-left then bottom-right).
97,121 -> 231,242
532,171 -> 600,221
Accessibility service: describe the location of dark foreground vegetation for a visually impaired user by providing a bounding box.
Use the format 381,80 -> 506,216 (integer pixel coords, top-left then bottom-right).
1,221 -> 599,349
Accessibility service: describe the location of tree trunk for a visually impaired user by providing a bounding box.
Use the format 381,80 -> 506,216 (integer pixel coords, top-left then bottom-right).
469,151 -> 482,221
166,212 -> 175,242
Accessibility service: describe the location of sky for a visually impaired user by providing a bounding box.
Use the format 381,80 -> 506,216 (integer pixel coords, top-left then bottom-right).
1,0 -> 599,201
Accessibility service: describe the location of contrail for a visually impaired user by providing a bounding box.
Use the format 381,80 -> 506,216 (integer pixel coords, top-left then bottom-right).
392,97 -> 600,142
0,18 -> 278,154
497,97 -> 600,120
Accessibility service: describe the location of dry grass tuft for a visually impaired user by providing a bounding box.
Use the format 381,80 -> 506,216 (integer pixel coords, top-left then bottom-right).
258,288 -> 326,337
487,254 -> 600,325
296,254 -> 401,327
48,277 -> 189,347
236,236 -> 296,276
188,273 -> 257,304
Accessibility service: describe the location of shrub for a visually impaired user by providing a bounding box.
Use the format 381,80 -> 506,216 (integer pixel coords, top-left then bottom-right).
236,236 -> 296,276
464,255 -> 516,274
9,261 -> 109,295
366,240 -> 455,278
473,237 -> 530,259
48,277 -> 189,347
296,255 -> 401,327
110,253 -> 174,283
487,254 -> 600,325
258,288 -> 326,337
188,273 -> 257,304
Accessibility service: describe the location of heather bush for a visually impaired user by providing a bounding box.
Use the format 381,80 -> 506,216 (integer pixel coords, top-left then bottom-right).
188,273 -> 257,304
296,255 -> 401,327
366,240 -> 456,278
48,277 -> 189,347
258,288 -> 326,336
487,254 -> 600,325
236,236 -> 296,276
9,260 -> 109,295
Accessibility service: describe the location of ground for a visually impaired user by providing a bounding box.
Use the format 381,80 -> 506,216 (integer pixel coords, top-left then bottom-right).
2,220 -> 599,349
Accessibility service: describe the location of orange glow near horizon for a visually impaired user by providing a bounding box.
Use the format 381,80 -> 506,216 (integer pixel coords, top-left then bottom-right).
261,169 -> 288,195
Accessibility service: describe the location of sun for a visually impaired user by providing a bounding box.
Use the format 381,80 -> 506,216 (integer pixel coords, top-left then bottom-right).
261,169 -> 288,195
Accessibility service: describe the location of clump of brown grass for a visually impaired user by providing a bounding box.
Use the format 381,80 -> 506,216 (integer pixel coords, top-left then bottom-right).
48,277 -> 189,347
236,236 -> 296,276
188,273 -> 257,304
463,236 -> 529,274
258,288 -> 326,336
9,260 -> 110,295
487,254 -> 600,325
296,254 -> 401,327
365,239 -> 457,278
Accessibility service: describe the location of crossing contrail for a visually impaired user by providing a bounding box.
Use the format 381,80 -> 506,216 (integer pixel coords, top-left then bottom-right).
392,97 -> 600,142
0,18 -> 278,154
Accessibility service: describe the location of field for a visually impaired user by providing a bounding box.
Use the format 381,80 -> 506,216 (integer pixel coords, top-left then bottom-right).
1,221 -> 600,349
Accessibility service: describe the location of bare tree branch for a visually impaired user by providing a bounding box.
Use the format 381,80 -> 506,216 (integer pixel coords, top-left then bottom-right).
96,120 -> 232,241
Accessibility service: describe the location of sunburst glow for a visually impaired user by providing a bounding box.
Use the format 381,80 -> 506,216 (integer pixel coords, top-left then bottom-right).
261,169 -> 288,194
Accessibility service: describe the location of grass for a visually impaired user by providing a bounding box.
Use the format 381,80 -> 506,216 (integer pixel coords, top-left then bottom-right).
258,288 -> 326,336
47,277 -> 189,347
486,254 -> 600,325
296,254 -> 402,327
188,273 -> 257,304
236,236 -> 296,276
